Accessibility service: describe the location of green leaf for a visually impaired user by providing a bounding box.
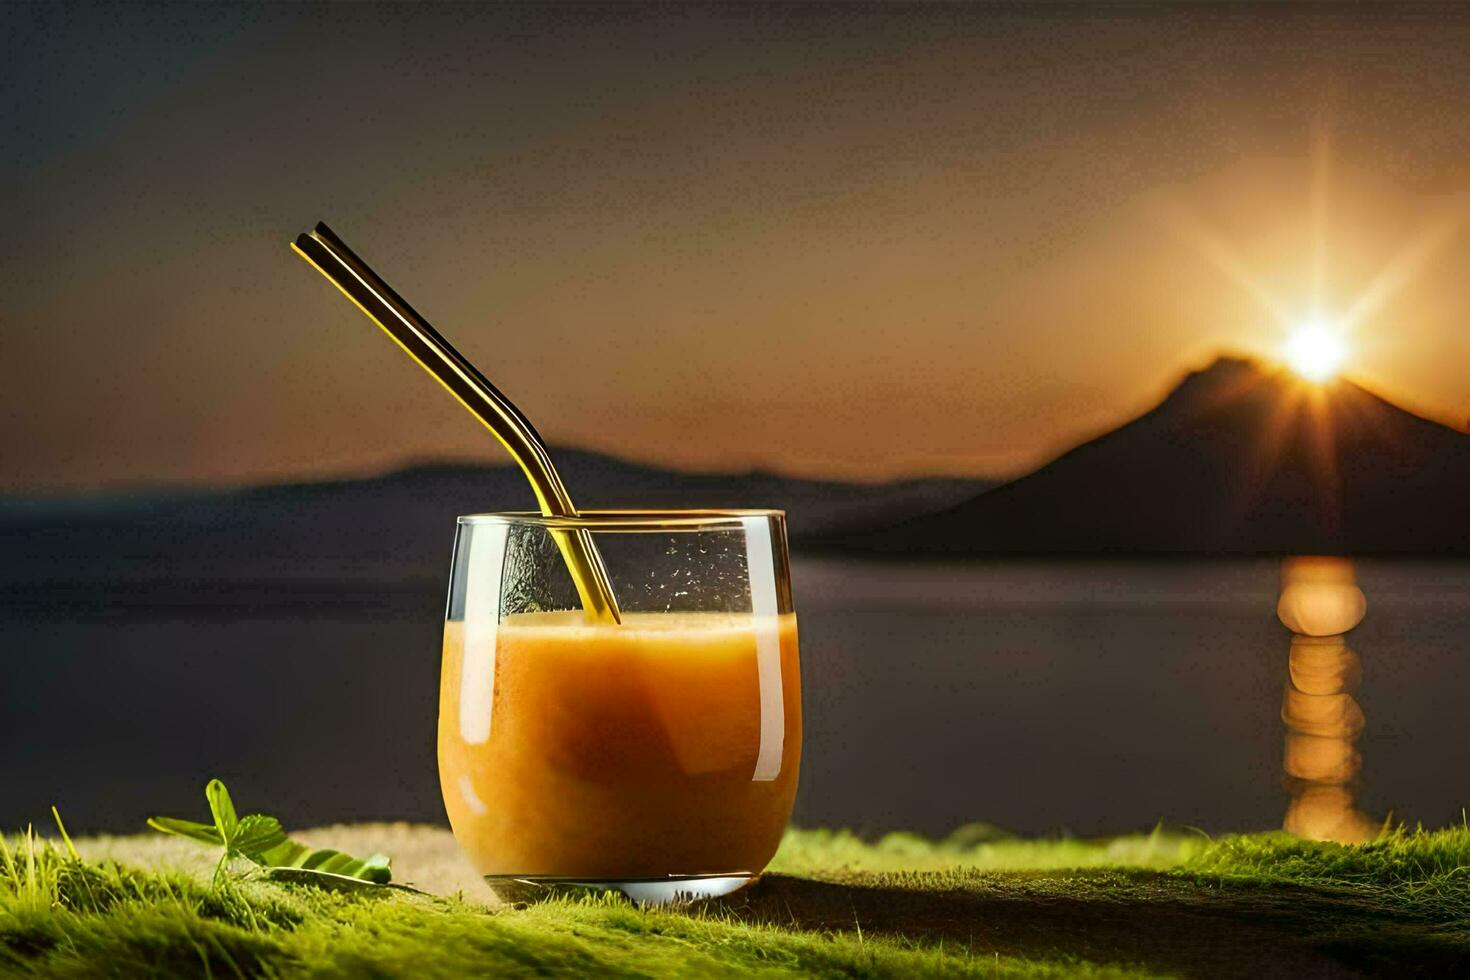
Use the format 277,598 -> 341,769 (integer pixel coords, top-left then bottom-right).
358,853 -> 393,884
147,777 -> 392,886
232,814 -> 288,858
147,817 -> 225,846
263,866 -> 398,891
205,779 -> 239,842
256,838 -> 310,867
256,838 -> 393,884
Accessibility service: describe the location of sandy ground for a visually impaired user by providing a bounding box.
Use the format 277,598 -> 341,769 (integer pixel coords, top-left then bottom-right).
78,823 -> 493,903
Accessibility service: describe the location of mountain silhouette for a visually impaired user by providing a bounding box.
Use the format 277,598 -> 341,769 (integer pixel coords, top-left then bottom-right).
837,355 -> 1470,556
5,354 -> 1467,612
0,450 -> 984,614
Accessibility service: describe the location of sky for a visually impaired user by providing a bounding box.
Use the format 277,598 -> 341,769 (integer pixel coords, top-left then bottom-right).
4,2 -> 1470,491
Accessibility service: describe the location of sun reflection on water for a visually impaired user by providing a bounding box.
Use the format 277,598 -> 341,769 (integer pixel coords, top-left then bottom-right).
1278,557 -> 1378,843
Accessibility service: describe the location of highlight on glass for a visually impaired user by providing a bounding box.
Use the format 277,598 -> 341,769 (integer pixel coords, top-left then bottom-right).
439,510 -> 801,903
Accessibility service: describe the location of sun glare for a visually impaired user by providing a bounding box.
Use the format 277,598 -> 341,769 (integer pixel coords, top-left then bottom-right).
1284,319 -> 1348,382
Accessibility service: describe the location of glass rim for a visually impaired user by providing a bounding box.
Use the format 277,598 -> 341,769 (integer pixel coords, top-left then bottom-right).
456,509 -> 786,531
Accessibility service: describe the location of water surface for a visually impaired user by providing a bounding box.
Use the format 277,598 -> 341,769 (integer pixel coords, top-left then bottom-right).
5,559 -> 1469,836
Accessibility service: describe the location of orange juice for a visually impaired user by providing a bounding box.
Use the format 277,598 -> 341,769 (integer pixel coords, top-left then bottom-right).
439,611 -> 801,879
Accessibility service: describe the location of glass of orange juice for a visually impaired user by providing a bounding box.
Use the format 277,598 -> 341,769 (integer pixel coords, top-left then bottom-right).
438,510 -> 801,903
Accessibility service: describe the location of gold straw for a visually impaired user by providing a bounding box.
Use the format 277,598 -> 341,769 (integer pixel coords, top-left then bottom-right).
291,222 -> 622,624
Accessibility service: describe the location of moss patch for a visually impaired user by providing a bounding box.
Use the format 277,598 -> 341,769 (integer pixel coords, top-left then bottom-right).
5,824 -> 1470,977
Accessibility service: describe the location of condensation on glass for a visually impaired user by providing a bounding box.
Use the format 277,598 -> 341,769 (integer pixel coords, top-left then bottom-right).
439,510 -> 800,903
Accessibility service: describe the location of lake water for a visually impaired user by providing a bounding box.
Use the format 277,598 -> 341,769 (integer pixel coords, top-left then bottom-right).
5,558 -> 1470,837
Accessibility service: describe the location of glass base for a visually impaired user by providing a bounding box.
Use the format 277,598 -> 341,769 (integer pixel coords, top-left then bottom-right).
485,873 -> 757,906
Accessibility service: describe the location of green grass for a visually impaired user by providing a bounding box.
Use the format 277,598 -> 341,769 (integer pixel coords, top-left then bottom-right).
771,823 -> 1206,876
6,822 -> 1470,977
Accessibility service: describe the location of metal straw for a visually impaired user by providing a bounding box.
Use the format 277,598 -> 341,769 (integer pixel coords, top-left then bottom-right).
291,222 -> 622,624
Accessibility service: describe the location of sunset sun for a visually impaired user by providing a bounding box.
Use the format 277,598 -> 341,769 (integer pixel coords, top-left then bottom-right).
1284,318 -> 1349,383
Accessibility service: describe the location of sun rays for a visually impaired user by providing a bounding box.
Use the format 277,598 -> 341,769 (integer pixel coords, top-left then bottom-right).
1284,318 -> 1348,382
1162,135 -> 1462,390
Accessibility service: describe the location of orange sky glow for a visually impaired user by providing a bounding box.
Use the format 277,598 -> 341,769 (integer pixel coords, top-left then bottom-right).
4,5 -> 1470,491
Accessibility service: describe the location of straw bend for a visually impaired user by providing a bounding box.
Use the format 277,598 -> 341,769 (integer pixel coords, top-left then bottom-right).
291,222 -> 622,624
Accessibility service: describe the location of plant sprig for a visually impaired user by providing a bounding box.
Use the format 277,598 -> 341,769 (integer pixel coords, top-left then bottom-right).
149,779 -> 391,887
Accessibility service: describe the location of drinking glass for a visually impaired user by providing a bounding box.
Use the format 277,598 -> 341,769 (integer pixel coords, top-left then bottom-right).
439,510 -> 801,903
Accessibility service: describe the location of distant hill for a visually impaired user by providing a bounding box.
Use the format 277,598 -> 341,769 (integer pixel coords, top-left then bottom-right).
836,356 -> 1470,556
8,354 -> 1465,613
0,449 -> 985,613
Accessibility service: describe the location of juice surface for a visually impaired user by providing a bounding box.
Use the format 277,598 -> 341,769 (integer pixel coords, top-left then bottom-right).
439,611 -> 801,878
